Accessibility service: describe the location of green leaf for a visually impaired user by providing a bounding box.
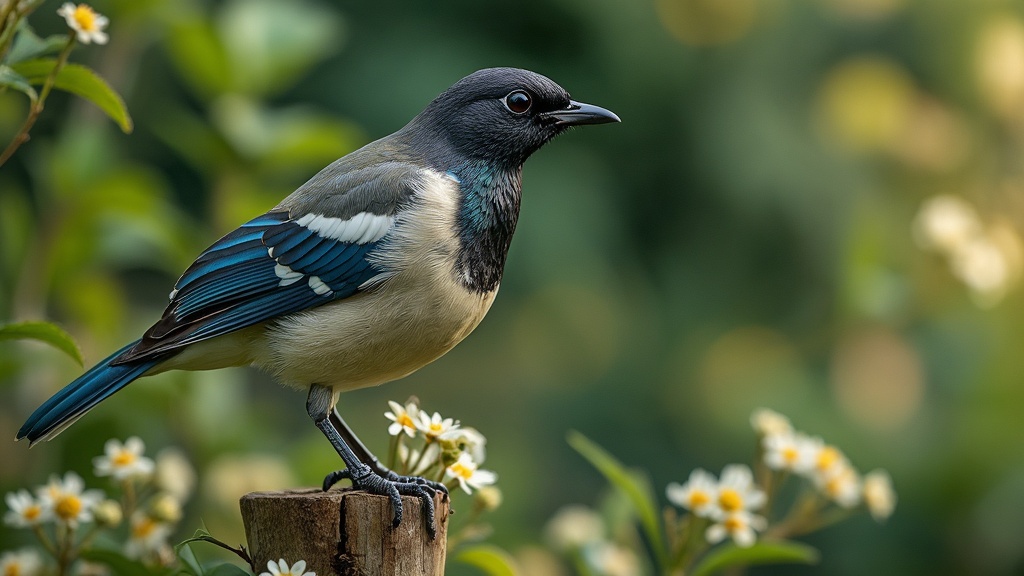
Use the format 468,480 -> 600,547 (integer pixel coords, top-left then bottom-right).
567,430 -> 669,571
0,321 -> 83,366
205,565 -> 251,576
12,59 -> 133,133
455,544 -> 518,576
79,549 -> 173,576
177,543 -> 205,576
6,23 -> 68,64
689,541 -> 820,576
0,65 -> 37,101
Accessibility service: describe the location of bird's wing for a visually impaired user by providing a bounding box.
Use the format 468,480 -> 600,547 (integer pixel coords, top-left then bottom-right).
115,162 -> 423,363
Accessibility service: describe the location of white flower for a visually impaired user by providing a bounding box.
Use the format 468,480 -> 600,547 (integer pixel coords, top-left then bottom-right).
763,431 -> 817,473
585,542 -> 641,576
806,442 -> 849,479
0,549 -> 43,576
4,490 -> 51,527
706,510 -> 767,548
545,505 -> 604,550
750,408 -> 793,437
124,511 -> 172,559
816,464 -> 862,508
259,559 -> 315,576
444,453 -> 496,494
440,426 -> 487,463
385,400 -> 420,437
913,195 -> 980,253
154,448 -> 196,501
94,437 -> 155,481
36,472 -> 103,527
56,3 -> 108,45
863,469 -> 897,521
416,411 -> 459,440
666,469 -> 718,518
713,464 -> 765,516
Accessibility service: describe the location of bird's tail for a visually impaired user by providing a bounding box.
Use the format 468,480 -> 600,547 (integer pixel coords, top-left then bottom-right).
17,340 -> 159,445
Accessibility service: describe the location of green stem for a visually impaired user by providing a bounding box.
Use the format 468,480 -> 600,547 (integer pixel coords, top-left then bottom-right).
55,521 -> 77,576
0,0 -> 20,62
31,524 -> 57,557
387,433 -> 399,471
122,478 -> 137,519
0,31 -> 76,167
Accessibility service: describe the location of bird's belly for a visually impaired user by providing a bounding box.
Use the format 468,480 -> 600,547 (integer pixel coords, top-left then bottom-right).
258,276 -> 497,391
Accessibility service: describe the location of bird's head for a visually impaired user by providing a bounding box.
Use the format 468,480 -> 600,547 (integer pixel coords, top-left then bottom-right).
409,67 -> 619,168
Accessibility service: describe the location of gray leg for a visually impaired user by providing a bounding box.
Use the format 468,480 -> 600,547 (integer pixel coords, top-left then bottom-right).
307,384 -> 438,537
326,409 -> 449,499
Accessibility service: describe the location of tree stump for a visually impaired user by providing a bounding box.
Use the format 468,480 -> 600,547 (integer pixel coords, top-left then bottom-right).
240,488 -> 449,576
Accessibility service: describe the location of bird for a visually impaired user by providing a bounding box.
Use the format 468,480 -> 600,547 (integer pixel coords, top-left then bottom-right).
17,67 -> 619,536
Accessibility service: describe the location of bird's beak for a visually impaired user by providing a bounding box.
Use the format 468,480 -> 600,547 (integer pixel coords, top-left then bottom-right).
542,100 -> 621,126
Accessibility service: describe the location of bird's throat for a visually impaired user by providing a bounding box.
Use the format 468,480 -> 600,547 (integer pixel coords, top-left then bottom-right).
451,163 -> 522,293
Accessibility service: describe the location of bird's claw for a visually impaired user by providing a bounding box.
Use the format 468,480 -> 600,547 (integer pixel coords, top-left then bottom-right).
322,465 -> 440,539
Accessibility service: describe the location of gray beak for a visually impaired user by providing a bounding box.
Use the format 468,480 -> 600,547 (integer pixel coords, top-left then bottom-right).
542,100 -> 621,126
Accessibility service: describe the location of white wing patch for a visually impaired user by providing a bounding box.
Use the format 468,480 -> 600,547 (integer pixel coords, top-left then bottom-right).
294,212 -> 394,244
270,212 -> 394,291
275,264 -> 304,286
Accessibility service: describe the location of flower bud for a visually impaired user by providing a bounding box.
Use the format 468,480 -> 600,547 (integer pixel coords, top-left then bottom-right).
92,499 -> 123,527
148,493 -> 182,524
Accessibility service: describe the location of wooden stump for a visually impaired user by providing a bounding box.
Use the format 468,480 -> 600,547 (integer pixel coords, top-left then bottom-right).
240,488 -> 449,576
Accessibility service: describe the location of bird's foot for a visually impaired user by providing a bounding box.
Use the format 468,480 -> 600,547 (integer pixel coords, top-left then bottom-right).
322,464 -> 441,539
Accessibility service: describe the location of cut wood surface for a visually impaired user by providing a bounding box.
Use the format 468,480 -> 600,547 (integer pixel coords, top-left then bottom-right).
240,488 -> 449,576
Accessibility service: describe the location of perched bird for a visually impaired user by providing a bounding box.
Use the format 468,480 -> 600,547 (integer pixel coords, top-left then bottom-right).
18,67 -> 618,535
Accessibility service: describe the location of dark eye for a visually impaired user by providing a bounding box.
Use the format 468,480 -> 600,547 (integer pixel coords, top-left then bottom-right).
504,90 -> 532,114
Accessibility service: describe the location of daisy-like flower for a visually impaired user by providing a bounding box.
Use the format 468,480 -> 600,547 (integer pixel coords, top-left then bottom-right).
439,426 -> 487,463
666,468 -> 718,518
750,408 -> 792,437
385,400 -> 420,437
0,548 -> 43,576
863,469 -> 897,521
808,442 -> 848,479
4,490 -> 50,528
762,431 -> 816,473
816,464 -> 862,508
36,472 -> 103,527
259,559 -> 315,576
713,464 -> 766,516
94,437 -> 155,481
56,3 -> 108,45
545,505 -> 604,550
705,510 -> 767,548
416,411 -> 459,440
124,511 -> 172,559
445,452 -> 497,494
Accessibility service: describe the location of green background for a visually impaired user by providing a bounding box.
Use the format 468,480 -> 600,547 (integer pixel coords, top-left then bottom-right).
3,0 -> 1024,574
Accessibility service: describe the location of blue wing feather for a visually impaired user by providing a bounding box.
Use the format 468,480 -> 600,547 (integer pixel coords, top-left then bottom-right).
116,210 -> 391,362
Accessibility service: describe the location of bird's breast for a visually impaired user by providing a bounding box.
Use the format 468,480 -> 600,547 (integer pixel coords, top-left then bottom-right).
257,169 -> 498,391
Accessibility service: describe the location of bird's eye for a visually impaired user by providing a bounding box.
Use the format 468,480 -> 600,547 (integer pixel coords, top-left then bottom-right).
504,90 -> 532,114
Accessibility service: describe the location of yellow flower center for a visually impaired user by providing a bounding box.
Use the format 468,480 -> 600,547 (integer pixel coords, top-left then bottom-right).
72,5 -> 98,32
449,462 -> 473,480
113,449 -> 136,467
5,564 -> 21,576
55,495 -> 82,520
723,516 -> 744,532
133,517 -> 157,539
398,414 -> 414,428
23,504 -> 41,521
817,446 -> 840,471
688,490 -> 710,508
718,488 -> 743,512
782,446 -> 799,463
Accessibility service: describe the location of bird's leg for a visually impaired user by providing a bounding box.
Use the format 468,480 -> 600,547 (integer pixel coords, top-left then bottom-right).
325,409 -> 449,500
306,384 -> 438,538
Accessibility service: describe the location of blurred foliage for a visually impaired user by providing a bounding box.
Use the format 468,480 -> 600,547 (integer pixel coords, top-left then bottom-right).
3,0 -> 1024,575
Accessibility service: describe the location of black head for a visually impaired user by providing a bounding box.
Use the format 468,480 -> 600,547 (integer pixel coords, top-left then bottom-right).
408,67 -> 619,167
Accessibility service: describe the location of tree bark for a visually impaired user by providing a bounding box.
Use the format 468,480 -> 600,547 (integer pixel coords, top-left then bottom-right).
240,488 -> 448,576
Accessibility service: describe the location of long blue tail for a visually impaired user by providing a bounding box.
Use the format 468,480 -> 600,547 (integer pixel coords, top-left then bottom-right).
18,340 -> 160,444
